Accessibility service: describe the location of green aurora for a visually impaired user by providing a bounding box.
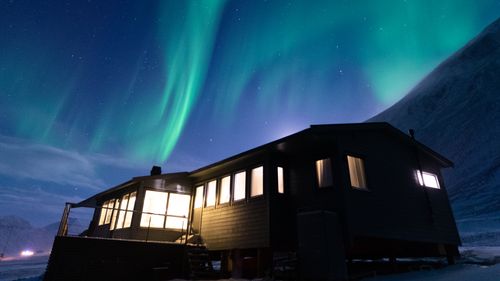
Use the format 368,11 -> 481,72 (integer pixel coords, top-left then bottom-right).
1,0 -> 499,164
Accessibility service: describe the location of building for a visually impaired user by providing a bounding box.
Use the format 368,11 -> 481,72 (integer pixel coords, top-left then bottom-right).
44,122 -> 461,281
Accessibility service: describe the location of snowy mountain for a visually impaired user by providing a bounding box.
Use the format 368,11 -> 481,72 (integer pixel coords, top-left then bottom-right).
0,216 -> 55,257
369,18 -> 500,245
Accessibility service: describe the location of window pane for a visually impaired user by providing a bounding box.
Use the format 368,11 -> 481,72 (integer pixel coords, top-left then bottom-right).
140,190 -> 168,228
347,155 -> 367,189
110,199 -> 120,230
194,186 -> 204,208
98,201 -> 108,225
316,158 -> 333,187
220,176 -> 231,204
277,167 -> 284,194
165,193 -> 191,229
251,166 -> 264,197
206,180 -> 217,207
416,171 -> 440,189
116,194 -> 129,229
104,200 -> 114,224
123,192 -> 136,228
234,171 -> 246,201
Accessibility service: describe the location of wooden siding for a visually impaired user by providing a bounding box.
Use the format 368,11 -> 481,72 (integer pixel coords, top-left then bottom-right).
200,198 -> 269,250
337,130 -> 460,245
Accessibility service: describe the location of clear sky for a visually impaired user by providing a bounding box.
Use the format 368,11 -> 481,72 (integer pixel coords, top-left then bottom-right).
1,0 -> 499,226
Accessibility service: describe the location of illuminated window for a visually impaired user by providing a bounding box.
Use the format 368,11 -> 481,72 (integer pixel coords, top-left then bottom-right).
415,170 -> 440,189
347,155 -> 367,189
277,167 -> 284,194
219,176 -> 231,204
165,193 -> 190,229
115,194 -> 129,229
123,192 -> 136,228
316,158 -> 333,187
194,186 -> 204,208
251,166 -> 264,197
140,190 -> 168,228
103,199 -> 115,224
98,200 -> 110,225
110,199 -> 120,230
234,171 -> 246,201
206,180 -> 217,207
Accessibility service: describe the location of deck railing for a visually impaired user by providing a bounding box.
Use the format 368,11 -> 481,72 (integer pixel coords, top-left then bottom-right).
57,202 -> 193,244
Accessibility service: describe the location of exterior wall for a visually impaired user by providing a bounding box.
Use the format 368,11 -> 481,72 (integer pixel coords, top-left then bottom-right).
191,153 -> 271,251
336,130 -> 460,246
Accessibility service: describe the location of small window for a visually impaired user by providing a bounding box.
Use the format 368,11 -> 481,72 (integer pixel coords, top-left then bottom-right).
194,186 -> 204,208
415,170 -> 440,189
347,155 -> 367,189
316,158 -> 333,188
251,166 -> 264,197
219,176 -> 231,204
206,180 -> 217,207
234,171 -> 246,201
277,167 -> 284,194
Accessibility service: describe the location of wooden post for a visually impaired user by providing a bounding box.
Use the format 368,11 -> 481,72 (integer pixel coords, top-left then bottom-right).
57,203 -> 72,236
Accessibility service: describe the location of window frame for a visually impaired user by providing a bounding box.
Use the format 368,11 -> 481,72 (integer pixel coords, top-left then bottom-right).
277,166 -> 285,195
218,175 -> 232,206
250,166 -> 264,198
205,180 -> 217,208
315,157 -> 334,188
232,170 -> 247,203
415,170 -> 441,189
346,154 -> 369,191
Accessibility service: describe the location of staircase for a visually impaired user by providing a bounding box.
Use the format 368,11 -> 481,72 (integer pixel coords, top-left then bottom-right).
186,246 -> 219,280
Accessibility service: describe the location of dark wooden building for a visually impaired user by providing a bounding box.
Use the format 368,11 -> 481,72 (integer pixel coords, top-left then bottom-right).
45,122 -> 461,281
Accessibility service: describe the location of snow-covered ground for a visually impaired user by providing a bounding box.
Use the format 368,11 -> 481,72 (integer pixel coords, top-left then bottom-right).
0,255 -> 47,281
1,247 -> 499,281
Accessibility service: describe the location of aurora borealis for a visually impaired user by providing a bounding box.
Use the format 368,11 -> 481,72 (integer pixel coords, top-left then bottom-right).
1,0 -> 499,225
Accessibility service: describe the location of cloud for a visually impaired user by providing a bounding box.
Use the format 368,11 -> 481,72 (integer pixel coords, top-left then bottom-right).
0,136 -> 106,189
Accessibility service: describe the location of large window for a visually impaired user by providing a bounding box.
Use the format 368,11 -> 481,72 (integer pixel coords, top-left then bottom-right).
251,166 -> 264,197
316,158 -> 333,188
415,170 -> 440,189
140,190 -> 168,228
194,186 -> 204,208
206,180 -> 217,207
98,199 -> 115,225
347,155 -> 367,189
140,190 -> 191,229
234,171 -> 246,201
115,192 -> 137,229
219,176 -> 231,204
165,193 -> 190,229
277,167 -> 284,194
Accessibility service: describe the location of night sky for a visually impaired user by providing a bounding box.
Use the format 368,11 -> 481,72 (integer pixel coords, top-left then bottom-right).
1,0 -> 499,226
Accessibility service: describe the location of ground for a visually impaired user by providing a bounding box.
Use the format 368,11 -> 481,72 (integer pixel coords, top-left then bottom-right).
0,247 -> 499,281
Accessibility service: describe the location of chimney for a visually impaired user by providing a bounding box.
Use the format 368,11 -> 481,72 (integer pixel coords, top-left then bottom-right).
408,129 -> 415,139
150,166 -> 162,176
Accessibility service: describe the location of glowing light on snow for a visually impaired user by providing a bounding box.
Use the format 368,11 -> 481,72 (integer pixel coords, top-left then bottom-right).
20,250 -> 34,257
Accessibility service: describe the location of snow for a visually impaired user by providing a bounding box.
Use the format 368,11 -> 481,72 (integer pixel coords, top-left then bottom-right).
365,264 -> 500,281
0,247 -> 499,280
368,18 -> 500,246
0,255 -> 47,281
